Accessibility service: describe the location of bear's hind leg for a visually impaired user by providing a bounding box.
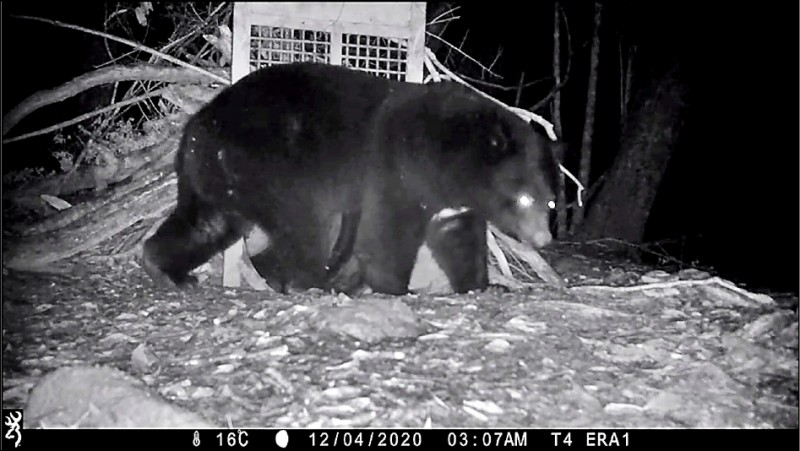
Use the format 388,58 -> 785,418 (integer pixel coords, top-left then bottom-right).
249,208 -> 351,293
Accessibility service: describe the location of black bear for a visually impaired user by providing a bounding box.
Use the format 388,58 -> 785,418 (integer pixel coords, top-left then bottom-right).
321,84 -> 563,295
142,62 -> 561,294
254,81 -> 562,295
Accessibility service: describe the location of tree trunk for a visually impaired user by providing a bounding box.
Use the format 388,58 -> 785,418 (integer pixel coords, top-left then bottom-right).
570,1 -> 602,233
551,2 -> 568,240
576,64 -> 687,242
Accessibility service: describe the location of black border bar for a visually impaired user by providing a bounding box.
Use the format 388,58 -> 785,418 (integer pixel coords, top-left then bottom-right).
3,426 -> 798,450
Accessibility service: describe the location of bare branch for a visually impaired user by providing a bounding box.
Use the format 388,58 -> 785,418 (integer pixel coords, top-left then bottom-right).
4,88 -> 167,145
96,3 -> 228,70
427,16 -> 460,26
456,73 -> 551,92
487,46 -> 504,74
514,72 -> 525,106
10,15 -> 229,84
160,3 -> 228,55
3,64 -> 223,137
427,4 -> 461,25
425,31 -> 503,79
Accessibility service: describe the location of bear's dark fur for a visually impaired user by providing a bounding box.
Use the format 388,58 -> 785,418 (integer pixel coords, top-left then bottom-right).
327,85 -> 563,294
248,211 -> 361,293
142,62 -> 561,294
142,63 -> 388,290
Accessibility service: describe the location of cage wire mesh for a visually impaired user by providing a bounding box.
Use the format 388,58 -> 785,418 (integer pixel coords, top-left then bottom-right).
233,3 -> 426,83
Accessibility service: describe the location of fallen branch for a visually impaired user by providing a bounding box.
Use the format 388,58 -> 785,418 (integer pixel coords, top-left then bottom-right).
4,88 -> 167,144
486,229 -> 512,278
570,276 -> 775,306
3,173 -> 178,271
3,63 -> 223,137
489,224 -> 566,288
4,114 -> 187,202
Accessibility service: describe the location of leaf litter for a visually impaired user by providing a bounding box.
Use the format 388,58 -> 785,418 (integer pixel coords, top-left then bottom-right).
1,259 -> 797,428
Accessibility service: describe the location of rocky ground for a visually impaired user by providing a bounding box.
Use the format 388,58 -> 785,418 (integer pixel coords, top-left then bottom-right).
2,244 -> 797,429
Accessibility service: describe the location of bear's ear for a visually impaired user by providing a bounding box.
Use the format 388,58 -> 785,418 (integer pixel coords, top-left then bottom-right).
479,120 -> 516,166
488,120 -> 510,154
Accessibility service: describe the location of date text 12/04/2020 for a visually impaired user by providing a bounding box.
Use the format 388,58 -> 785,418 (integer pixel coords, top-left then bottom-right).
310,430 -> 560,448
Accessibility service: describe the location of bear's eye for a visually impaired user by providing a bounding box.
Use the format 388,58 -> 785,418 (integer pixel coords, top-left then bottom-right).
517,194 -> 534,208
547,200 -> 556,210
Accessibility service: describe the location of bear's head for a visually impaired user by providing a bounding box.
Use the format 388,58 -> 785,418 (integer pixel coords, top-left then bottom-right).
384,82 -> 564,249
